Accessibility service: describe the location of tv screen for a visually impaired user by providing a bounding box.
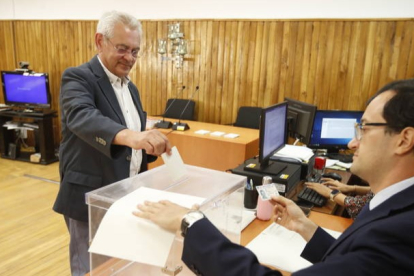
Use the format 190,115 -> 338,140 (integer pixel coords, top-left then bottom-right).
1,71 -> 51,109
309,110 -> 364,152
285,97 -> 317,145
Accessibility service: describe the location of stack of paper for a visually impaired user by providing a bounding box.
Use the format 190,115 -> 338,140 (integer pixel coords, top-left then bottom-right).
273,144 -> 314,162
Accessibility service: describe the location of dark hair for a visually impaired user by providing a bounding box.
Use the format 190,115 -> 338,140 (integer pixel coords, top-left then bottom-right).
369,79 -> 414,134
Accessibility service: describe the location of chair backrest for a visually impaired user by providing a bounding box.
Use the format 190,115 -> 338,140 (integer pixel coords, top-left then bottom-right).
234,106 -> 262,129
163,99 -> 196,120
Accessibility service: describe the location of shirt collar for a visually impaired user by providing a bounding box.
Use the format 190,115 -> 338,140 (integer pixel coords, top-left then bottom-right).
369,176 -> 414,210
97,56 -> 130,86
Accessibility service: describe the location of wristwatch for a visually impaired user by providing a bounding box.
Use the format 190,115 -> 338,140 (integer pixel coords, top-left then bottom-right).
330,189 -> 340,201
181,210 -> 205,237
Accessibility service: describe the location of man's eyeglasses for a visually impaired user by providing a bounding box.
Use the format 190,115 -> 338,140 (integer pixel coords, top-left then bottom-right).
354,122 -> 389,141
106,39 -> 140,58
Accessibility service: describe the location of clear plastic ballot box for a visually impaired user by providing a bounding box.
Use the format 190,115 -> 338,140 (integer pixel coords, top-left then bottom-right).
86,164 -> 246,275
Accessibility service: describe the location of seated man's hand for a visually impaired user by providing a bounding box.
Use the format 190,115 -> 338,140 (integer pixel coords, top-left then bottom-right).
271,195 -> 318,242
133,200 -> 195,233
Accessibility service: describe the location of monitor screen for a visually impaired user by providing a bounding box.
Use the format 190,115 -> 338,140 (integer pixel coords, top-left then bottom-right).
285,97 -> 317,145
1,71 -> 51,109
309,110 -> 364,152
259,101 -> 288,167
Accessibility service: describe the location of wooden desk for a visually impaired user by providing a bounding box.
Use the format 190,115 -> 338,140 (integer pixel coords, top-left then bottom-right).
148,118 -> 259,171
241,212 -> 353,275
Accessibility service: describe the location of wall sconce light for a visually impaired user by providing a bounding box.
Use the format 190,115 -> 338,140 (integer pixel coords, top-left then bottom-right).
158,23 -> 187,69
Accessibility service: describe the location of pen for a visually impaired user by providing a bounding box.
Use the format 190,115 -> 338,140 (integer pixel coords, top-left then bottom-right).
250,179 -> 254,190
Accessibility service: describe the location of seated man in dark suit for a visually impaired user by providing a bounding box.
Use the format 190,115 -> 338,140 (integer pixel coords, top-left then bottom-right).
134,78 -> 414,275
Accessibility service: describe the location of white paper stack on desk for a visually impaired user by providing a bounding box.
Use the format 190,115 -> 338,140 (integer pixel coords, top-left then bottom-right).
273,144 -> 314,163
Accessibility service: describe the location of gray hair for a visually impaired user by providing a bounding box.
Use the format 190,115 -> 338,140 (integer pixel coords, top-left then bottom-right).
97,11 -> 142,39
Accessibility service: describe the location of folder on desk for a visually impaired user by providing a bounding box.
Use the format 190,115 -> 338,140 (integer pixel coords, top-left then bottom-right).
246,223 -> 342,273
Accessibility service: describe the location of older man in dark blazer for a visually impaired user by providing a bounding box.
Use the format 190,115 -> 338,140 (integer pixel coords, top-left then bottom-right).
53,11 -> 171,276
135,78 -> 414,276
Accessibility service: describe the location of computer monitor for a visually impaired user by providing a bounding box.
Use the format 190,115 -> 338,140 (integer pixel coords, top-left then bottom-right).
244,102 -> 288,175
1,71 -> 51,110
285,97 -> 317,145
308,110 -> 364,152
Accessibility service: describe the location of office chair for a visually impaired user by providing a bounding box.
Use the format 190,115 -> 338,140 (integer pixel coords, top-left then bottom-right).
163,98 -> 196,120
233,106 -> 262,129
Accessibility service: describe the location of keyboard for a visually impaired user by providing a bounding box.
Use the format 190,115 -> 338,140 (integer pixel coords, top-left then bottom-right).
297,187 -> 327,207
327,153 -> 354,163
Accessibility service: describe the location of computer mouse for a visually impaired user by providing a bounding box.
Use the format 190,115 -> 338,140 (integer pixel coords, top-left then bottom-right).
322,172 -> 342,181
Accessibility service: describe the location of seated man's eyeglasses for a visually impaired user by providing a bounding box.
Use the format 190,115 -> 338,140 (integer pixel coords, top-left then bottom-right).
354,122 -> 389,141
106,38 -> 140,58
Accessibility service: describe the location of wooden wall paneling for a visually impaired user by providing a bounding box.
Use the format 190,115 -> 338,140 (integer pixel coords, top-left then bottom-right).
138,21 -> 148,114
182,21 -> 190,102
396,21 -> 414,79
245,21 -> 257,108
220,21 -> 234,124
367,21 -> 387,101
191,21 -> 202,121
350,22 -> 369,110
406,21 -> 414,78
148,21 -> 158,116
257,22 -> 268,108
0,21 -> 16,103
290,21 -> 305,104
388,21 -> 404,80
263,22 -> 277,107
321,22 -> 337,110
287,22 -> 301,102
191,21 -> 202,120
313,22 -> 329,109
232,21 -> 244,119
298,22 -> 312,105
154,21 -> 166,116
379,22 -> 397,90
271,22 -> 284,104
250,21 -> 263,108
360,21 -> 378,109
277,21 -> 290,102
214,21 -> 225,123
2,19 -> 414,146
304,21 -> 320,107
210,21 -> 220,123
202,21 -> 212,122
328,22 -> 345,110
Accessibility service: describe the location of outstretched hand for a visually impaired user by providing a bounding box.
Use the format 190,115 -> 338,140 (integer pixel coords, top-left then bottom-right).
133,200 -> 197,233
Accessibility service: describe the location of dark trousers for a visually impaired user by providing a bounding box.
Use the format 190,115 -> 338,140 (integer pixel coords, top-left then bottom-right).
64,216 -> 90,276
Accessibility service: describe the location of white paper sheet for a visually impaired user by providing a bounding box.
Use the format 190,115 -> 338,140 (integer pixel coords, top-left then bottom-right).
246,223 -> 342,273
224,133 -> 240,139
161,146 -> 187,182
194,129 -> 211,135
210,131 -> 225,137
89,187 -> 205,267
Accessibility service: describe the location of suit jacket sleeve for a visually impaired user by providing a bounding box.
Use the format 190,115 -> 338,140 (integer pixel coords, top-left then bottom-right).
182,218 -> 282,276
60,65 -> 127,159
300,227 -> 336,263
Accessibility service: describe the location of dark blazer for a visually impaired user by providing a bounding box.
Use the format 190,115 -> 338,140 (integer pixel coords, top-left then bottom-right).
53,55 -> 154,222
182,183 -> 414,276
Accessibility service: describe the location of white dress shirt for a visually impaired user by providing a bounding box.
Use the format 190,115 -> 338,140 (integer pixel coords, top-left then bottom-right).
369,176 -> 414,210
98,57 -> 142,177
